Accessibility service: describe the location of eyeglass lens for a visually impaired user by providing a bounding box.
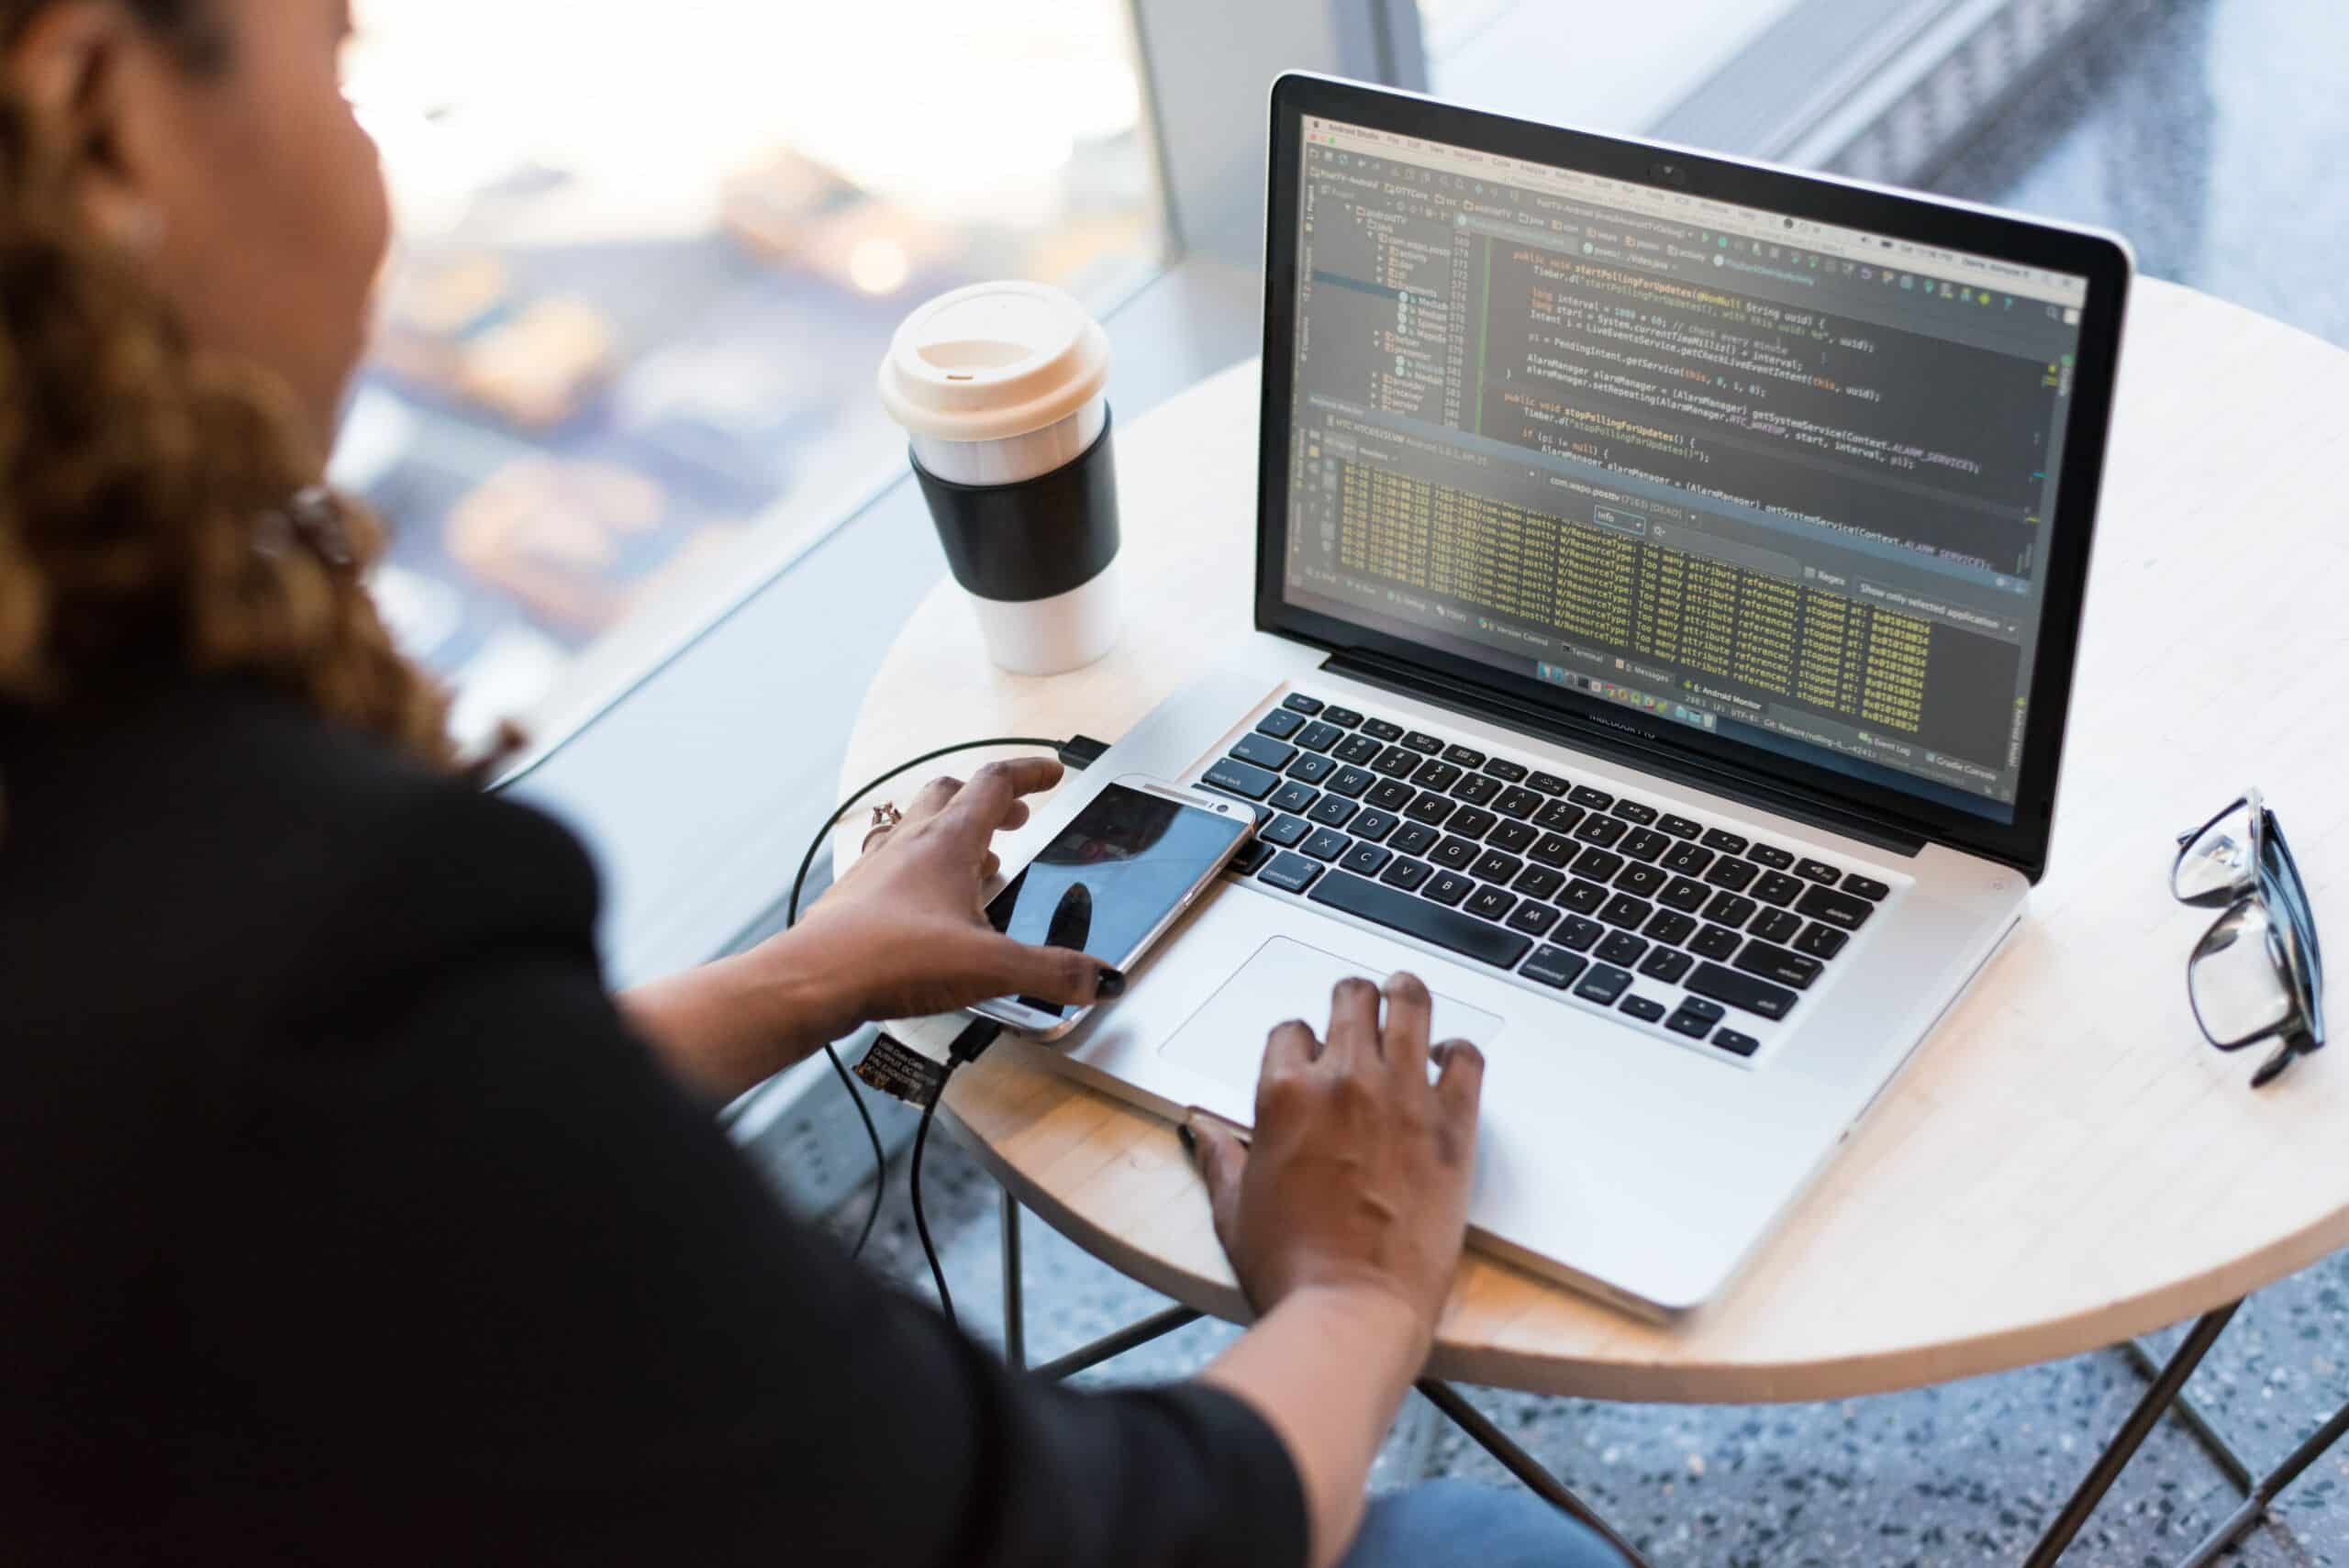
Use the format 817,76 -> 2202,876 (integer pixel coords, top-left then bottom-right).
2188,897 -> 2298,1049
2174,798 -> 2256,905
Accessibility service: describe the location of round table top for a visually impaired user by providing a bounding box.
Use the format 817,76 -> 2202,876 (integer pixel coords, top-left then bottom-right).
840,278 -> 2349,1403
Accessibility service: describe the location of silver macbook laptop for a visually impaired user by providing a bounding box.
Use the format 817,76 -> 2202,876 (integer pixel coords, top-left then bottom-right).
1019,74 -> 2132,1319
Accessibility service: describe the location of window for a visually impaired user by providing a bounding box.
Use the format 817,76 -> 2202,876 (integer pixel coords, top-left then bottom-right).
335,0 -> 1162,747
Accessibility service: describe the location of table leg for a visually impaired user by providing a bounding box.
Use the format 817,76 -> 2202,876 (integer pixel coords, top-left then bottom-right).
2173,1395 -> 2349,1568
2021,1301 -> 2243,1568
1032,1306 -> 1204,1384
1000,1185 -> 1026,1372
1416,1379 -> 1653,1568
2118,1336 -> 2254,1493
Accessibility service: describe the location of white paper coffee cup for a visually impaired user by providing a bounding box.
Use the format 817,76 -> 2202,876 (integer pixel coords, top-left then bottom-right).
879,282 -> 1121,676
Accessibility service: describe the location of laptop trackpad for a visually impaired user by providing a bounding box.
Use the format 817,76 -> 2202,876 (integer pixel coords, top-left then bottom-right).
1160,936 -> 1507,1096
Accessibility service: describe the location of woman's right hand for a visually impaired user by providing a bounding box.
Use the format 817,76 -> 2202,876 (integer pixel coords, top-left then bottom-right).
1187,973 -> 1485,1347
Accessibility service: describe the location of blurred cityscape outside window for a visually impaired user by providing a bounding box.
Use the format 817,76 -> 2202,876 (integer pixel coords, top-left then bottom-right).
334,1 -> 1162,748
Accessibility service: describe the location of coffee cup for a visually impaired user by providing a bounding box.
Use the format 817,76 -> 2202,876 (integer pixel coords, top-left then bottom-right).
878,282 -> 1121,676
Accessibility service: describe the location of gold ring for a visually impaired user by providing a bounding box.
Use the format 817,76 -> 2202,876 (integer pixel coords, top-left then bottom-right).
868,802 -> 904,835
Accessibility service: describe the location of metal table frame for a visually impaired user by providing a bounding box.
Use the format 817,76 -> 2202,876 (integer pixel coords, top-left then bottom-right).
997,1191 -> 2346,1566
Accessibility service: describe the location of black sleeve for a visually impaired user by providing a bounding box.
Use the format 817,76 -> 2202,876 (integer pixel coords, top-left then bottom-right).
173,794 -> 1308,1568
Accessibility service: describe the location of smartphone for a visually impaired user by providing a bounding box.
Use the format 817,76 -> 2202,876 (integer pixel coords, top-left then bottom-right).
969,775 -> 1255,1039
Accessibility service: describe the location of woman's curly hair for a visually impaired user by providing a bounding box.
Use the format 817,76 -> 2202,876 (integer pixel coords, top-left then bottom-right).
0,0 -> 455,770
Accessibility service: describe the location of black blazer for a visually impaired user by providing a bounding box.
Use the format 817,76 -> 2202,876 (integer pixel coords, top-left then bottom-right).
0,678 -> 1303,1567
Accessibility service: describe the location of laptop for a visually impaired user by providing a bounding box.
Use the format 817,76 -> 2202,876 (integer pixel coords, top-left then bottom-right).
1025,74 -> 2132,1319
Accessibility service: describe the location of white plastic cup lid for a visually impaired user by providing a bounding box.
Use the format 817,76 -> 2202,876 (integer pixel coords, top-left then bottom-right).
877,281 -> 1111,444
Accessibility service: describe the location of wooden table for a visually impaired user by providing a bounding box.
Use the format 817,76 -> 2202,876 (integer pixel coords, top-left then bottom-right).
840,279 -> 2349,1422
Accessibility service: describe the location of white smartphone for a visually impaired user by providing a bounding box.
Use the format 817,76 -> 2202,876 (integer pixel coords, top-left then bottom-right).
968,773 -> 1256,1040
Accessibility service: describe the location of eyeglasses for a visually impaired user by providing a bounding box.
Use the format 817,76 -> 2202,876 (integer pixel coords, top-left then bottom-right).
2171,788 -> 2325,1087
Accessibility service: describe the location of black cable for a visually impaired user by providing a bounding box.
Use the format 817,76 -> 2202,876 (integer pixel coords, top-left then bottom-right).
906,1017 -> 1005,1332
784,736 -> 1085,1262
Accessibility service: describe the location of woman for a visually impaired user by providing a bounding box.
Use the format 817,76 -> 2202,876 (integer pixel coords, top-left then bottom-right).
0,4 -> 1626,1565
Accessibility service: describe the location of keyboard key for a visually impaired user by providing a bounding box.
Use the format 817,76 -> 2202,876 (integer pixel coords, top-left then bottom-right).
1714,1029 -> 1762,1058
1658,876 -> 1709,913
1662,841 -> 1715,875
1282,694 -> 1324,715
1307,871 -> 1534,969
1488,820 -> 1540,854
1465,885 -> 1519,922
1327,767 -> 1375,799
1472,850 -> 1525,884
1615,862 -> 1669,899
1747,843 -> 1795,871
1448,806 -> 1499,840
1295,721 -> 1346,753
1484,759 -> 1529,784
1286,752 -> 1337,785
1599,894 -> 1653,930
1644,910 -> 1698,947
1402,730 -> 1445,755
1526,771 -> 1571,796
1322,706 -> 1364,729
1389,823 -> 1440,856
1569,785 -> 1615,811
1413,760 -> 1463,792
1620,994 -> 1666,1023
1658,813 -> 1703,840
1452,774 -> 1502,807
1641,948 -> 1695,984
1430,836 -> 1480,871
1795,922 -> 1849,960
1256,709 -> 1306,740
1341,842 -> 1392,877
1841,873 -> 1892,902
1573,815 -> 1628,848
1512,865 -> 1565,901
1405,793 -> 1456,828
1258,851 -> 1324,893
1334,733 -> 1385,765
1505,901 -> 1561,938
1520,945 -> 1589,989
1367,778 -> 1417,812
1308,795 -> 1360,828
1702,892 -> 1758,928
1301,828 -> 1352,862
1752,871 -> 1804,906
1529,832 -> 1578,869
1442,744 -> 1486,768
1690,924 -> 1742,961
1795,884 -> 1877,931
1795,857 -> 1841,884
1571,848 -> 1625,883
1425,872 -> 1475,906
1734,940 -> 1823,990
1704,857 -> 1758,893
1351,809 -> 1399,843
1664,1006 -> 1714,1040
1558,881 -> 1609,917
1203,757 -> 1279,799
1556,915 -> 1605,951
1532,799 -> 1586,833
1610,799 -> 1659,826
1493,786 -> 1544,820
1686,962 -> 1798,1020
1231,840 -> 1274,875
1379,857 -> 1433,892
1750,908 -> 1803,946
1373,746 -> 1420,778
1261,814 -> 1311,848
1360,717 -> 1404,741
1575,964 -> 1632,1005
1675,996 -> 1726,1027
1620,828 -> 1671,862
1701,828 -> 1750,855
1268,781 -> 1319,816
1597,929 -> 1647,966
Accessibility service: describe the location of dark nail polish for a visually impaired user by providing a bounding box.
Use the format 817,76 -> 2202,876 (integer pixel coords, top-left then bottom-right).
1097,967 -> 1127,998
1177,1123 -> 1197,1156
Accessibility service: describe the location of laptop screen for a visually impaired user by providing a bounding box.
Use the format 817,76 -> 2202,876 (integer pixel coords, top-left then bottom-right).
1278,115 -> 2095,824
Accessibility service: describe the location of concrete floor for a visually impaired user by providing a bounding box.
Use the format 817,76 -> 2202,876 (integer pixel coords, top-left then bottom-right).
796,3 -> 2349,1562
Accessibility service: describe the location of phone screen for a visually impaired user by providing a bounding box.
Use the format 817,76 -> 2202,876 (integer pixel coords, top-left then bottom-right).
983,784 -> 1250,1018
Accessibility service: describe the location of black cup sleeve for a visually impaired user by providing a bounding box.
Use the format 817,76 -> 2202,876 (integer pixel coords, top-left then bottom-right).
912,412 -> 1120,605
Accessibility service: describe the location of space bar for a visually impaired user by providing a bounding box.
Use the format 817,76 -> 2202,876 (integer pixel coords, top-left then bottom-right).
1306,872 -> 1534,970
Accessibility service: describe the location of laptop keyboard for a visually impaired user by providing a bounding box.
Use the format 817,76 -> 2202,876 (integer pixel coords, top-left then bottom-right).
1205,693 -> 1895,1062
